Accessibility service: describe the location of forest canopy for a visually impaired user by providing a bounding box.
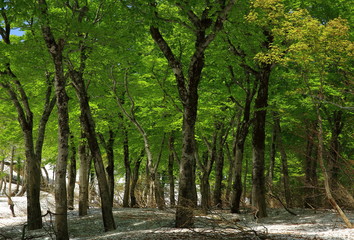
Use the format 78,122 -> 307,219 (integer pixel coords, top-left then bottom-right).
0,0 -> 353,238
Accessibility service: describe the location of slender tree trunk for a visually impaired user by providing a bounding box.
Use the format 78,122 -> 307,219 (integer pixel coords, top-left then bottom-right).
0,158 -> 5,191
67,135 -> 77,210
199,151 -> 212,213
79,136 -> 89,216
168,134 -> 176,207
213,126 -> 225,208
74,82 -> 116,231
231,145 -> 244,213
225,143 -> 233,204
122,126 -> 131,208
252,67 -> 271,218
327,111 -> 343,189
14,157 -> 21,195
304,121 -> 318,208
273,112 -> 292,208
8,146 -> 15,196
231,96 -> 253,213
316,107 -> 352,228
99,129 -> 116,206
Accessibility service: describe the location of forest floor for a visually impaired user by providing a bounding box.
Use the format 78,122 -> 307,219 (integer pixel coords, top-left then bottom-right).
0,192 -> 353,240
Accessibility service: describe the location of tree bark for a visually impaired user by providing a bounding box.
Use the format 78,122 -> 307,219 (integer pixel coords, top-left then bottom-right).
79,136 -> 90,216
251,66 -> 271,218
130,149 -> 144,207
8,146 -> 15,197
327,110 -> 343,188
67,135 -> 77,210
304,121 -> 318,208
199,151 -> 213,212
150,1 -> 236,227
99,128 -> 116,207
72,72 -> 116,231
168,134 -> 176,207
316,107 -> 352,228
122,125 -> 131,208
213,125 -> 225,208
273,112 -> 292,208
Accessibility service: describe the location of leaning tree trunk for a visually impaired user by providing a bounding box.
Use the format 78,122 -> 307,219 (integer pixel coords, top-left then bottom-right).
73,72 -> 116,231
316,106 -> 352,228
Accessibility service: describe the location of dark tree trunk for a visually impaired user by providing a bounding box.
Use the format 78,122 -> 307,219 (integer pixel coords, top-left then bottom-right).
304,121 -> 318,208
79,136 -> 90,216
230,89 -> 253,213
213,126 -> 225,208
72,72 -> 116,231
251,67 -> 271,218
0,159 -> 5,191
99,129 -> 116,207
199,151 -> 213,212
130,149 -> 144,207
150,1 -> 235,227
9,146 -> 15,197
1,19 -> 55,230
273,112 -> 292,208
122,126 -> 131,208
225,143 -> 233,204
168,134 -> 176,207
327,111 -> 343,188
67,135 -> 77,210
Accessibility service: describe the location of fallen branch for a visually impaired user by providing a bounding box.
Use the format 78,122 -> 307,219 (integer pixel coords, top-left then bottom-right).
4,192 -> 16,217
269,193 -> 297,216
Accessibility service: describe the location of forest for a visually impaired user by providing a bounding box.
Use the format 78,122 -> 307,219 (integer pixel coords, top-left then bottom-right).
0,0 -> 353,239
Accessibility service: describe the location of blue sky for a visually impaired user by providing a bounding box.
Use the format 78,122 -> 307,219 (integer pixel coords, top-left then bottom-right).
0,28 -> 24,40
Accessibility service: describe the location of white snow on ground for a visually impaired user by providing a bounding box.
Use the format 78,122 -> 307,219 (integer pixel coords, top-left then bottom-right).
0,193 -> 353,240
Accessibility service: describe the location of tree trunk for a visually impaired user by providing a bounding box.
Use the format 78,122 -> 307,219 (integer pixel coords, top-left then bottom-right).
304,121 -> 318,208
168,134 -> 176,207
251,67 -> 271,218
225,143 -> 233,204
213,126 -> 225,208
273,112 -> 292,208
39,1 -> 71,238
99,129 -> 116,207
327,111 -> 343,189
0,158 -> 5,191
14,157 -> 21,195
122,126 -> 131,208
130,150 -> 144,207
79,136 -> 90,216
230,93 -> 253,213
316,107 -> 352,228
8,146 -> 15,197
73,75 -> 116,231
149,1 -> 235,228
67,135 -> 77,210
199,151 -> 212,213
